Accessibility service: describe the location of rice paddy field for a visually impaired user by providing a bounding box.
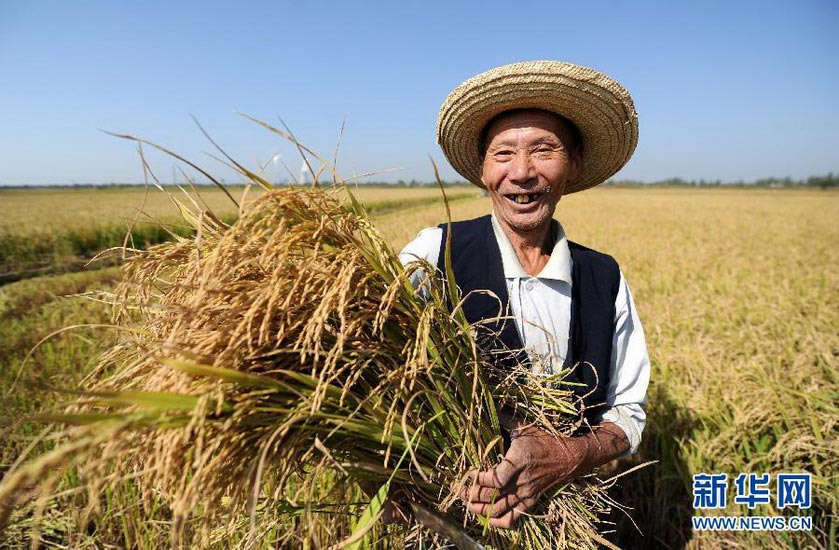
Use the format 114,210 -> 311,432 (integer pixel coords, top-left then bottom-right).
1,184 -> 837,549
0,185 -> 478,280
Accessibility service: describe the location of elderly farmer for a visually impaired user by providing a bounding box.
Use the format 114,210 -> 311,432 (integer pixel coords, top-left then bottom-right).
399,61 -> 650,529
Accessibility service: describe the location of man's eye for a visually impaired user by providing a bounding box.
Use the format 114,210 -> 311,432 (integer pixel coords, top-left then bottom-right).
494,150 -> 514,157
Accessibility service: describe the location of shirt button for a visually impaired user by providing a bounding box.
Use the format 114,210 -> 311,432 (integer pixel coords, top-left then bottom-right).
525,280 -> 535,291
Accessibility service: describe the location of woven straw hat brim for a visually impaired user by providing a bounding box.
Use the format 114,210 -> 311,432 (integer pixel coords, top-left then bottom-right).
436,61 -> 638,194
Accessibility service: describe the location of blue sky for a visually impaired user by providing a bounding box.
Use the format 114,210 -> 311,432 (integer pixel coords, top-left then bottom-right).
0,0 -> 836,185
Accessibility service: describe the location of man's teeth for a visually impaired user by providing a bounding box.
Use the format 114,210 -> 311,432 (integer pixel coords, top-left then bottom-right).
513,194 -> 539,204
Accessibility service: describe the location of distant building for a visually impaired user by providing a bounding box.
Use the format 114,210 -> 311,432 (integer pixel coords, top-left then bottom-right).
300,161 -> 312,184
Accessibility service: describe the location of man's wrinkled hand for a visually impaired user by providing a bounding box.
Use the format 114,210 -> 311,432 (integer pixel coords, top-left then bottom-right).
461,426 -> 585,529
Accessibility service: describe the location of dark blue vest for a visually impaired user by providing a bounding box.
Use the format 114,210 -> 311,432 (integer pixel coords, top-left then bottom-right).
436,215 -> 620,419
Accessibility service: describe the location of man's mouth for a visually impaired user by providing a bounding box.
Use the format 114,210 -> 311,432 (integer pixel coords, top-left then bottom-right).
504,193 -> 543,205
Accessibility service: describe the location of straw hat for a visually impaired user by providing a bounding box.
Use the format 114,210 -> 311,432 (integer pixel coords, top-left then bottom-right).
436,60 -> 638,194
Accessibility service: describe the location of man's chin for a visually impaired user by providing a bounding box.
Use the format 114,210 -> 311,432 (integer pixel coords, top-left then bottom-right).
498,211 -> 552,234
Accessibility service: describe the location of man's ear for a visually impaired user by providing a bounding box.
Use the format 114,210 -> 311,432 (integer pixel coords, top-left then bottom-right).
568,150 -> 583,182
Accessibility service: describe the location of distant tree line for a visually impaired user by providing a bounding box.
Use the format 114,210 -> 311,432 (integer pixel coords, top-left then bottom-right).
603,172 -> 838,189
2,173 -> 837,189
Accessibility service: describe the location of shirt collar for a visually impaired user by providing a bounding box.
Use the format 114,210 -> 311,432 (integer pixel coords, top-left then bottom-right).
490,213 -> 572,283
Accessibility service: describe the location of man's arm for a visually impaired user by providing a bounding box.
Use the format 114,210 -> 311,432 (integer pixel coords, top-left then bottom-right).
601,272 -> 650,456
463,420 -> 629,529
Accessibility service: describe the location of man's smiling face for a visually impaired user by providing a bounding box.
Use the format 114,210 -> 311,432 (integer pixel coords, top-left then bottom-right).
480,109 -> 581,235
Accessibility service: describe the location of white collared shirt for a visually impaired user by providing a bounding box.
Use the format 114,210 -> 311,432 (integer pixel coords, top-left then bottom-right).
398,214 -> 650,456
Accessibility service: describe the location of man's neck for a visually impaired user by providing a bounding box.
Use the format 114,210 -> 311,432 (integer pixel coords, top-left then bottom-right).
496,219 -> 553,277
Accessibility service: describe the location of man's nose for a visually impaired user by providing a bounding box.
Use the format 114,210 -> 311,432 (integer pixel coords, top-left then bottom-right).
509,150 -> 535,183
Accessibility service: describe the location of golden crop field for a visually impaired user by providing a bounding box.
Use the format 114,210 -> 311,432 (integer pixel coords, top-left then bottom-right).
0,185 -> 476,278
0,185 -> 476,236
1,186 -> 837,549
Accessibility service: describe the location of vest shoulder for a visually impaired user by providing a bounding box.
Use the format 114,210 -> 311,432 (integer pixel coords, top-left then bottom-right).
568,240 -> 620,272
436,215 -> 492,232
434,215 -> 495,271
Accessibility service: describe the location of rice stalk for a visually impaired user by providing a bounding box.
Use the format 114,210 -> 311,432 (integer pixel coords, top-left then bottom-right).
0,134 -> 624,549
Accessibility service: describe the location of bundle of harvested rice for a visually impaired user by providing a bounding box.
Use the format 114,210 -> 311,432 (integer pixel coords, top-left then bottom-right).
0,158 -> 628,548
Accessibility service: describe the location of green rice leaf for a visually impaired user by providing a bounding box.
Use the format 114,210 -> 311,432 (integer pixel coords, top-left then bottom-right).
346,410 -> 445,550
